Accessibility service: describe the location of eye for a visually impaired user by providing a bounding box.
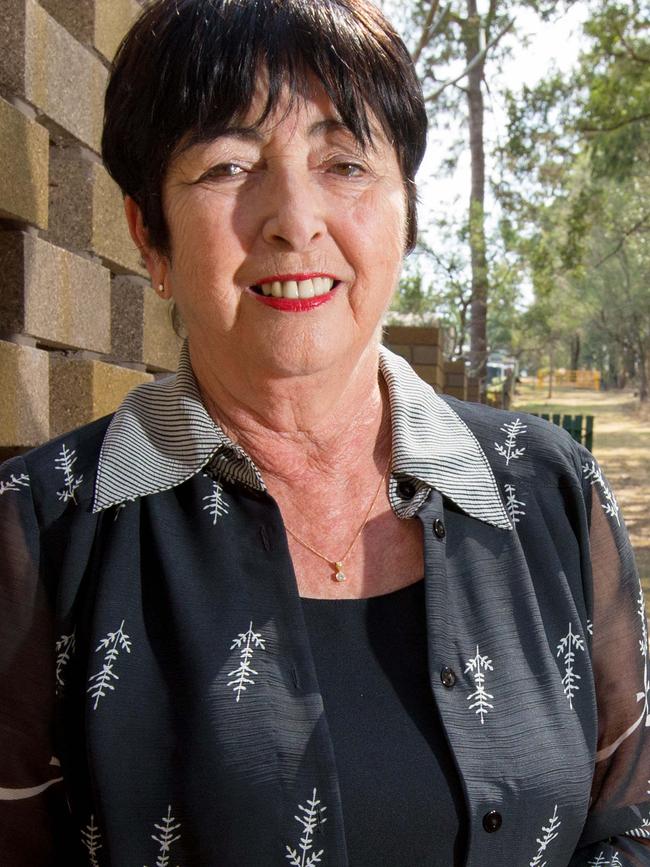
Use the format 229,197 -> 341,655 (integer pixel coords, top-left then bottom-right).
198,162 -> 247,181
327,161 -> 367,178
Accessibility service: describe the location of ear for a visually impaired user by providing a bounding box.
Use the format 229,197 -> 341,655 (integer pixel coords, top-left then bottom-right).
124,196 -> 169,294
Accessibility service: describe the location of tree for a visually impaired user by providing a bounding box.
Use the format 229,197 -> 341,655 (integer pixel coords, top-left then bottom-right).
384,0 -> 575,392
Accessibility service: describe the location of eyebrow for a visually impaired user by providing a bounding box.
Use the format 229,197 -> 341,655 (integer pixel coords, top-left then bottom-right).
217,118 -> 376,144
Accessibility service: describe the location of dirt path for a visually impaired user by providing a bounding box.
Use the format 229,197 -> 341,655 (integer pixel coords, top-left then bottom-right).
513,382 -> 650,597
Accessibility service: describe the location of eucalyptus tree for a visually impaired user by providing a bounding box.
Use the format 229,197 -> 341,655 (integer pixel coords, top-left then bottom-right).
383,0 -> 576,392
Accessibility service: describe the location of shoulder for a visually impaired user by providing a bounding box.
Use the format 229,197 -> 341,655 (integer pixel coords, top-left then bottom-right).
439,394 -> 586,491
0,415 -> 114,526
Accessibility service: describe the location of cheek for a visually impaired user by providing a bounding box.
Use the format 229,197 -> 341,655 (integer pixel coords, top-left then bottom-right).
349,189 -> 407,275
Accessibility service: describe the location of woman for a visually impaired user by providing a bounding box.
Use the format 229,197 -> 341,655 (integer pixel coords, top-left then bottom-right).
0,0 -> 648,864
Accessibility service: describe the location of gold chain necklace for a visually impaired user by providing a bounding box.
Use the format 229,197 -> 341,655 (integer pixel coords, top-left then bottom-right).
283,452 -> 392,583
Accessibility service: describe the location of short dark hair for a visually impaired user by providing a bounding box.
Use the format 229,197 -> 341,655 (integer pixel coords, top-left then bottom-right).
102,0 -> 427,253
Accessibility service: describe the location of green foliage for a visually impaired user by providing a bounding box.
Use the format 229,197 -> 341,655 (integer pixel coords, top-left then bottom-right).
495,0 -> 650,396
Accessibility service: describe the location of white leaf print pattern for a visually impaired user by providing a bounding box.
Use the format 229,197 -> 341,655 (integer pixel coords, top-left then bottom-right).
55,444 -> 83,503
81,814 -> 102,867
202,479 -> 229,525
285,788 -> 327,867
587,854 -> 624,867
556,622 -> 585,710
55,630 -> 76,693
144,805 -> 181,867
87,620 -> 132,710
625,780 -> 650,839
494,418 -> 527,466
582,460 -> 621,526
529,805 -> 561,867
464,645 -> 494,724
227,621 -> 266,702
503,483 -> 526,524
0,472 -> 30,495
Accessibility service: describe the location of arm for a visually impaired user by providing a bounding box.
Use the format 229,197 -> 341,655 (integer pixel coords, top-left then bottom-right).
0,457 -> 74,864
569,452 -> 650,865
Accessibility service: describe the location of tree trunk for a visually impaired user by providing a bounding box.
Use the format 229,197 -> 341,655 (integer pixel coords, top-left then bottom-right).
638,342 -> 649,402
547,346 -> 554,399
464,1 -> 488,395
570,332 -> 580,373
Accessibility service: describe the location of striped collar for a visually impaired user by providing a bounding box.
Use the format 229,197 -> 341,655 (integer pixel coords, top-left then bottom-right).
93,342 -> 511,529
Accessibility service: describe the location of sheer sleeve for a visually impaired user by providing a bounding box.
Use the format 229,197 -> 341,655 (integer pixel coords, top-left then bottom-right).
0,456 -> 73,865
569,452 -> 650,865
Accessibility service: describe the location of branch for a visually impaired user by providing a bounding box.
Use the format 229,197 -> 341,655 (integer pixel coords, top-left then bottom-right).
411,0 -> 448,64
579,112 -> 650,133
485,0 -> 499,41
613,25 -> 650,65
423,17 -> 514,103
593,211 -> 650,268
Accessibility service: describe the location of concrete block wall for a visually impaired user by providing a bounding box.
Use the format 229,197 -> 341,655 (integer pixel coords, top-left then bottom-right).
383,325 -> 483,403
0,0 -> 183,457
383,325 -> 445,389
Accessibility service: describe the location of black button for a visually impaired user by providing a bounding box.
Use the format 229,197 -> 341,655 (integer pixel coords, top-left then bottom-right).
396,480 -> 416,500
482,811 -> 502,833
433,518 -> 446,539
440,666 -> 456,688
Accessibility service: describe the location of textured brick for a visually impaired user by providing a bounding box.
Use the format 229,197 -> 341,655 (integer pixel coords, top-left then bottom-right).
467,378 -> 481,403
50,356 -> 153,437
0,0 -> 28,96
39,0 -> 94,45
0,340 -> 49,447
0,98 -> 48,228
413,364 -> 444,389
0,0 -> 107,152
412,344 -> 443,367
444,385 -> 467,400
48,145 -> 145,274
384,325 -> 442,347
0,232 -> 110,352
93,164 -> 144,273
94,0 -> 141,61
143,292 -> 184,372
385,343 -> 411,362
39,0 -> 141,63
111,275 -> 144,363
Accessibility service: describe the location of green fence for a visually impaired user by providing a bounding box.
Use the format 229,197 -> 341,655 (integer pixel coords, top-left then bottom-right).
532,413 -> 594,452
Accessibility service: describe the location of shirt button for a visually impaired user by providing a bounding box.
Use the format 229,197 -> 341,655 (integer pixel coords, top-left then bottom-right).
433,518 -> 446,539
440,666 -> 456,688
482,811 -> 502,833
396,480 -> 416,499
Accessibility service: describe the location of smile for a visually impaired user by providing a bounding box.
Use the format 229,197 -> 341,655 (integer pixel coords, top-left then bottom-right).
249,274 -> 340,311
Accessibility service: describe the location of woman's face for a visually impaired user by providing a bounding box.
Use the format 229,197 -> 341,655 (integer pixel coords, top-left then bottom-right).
159,81 -> 407,381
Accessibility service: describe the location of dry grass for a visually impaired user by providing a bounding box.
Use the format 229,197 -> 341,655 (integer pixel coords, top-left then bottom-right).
513,381 -> 650,598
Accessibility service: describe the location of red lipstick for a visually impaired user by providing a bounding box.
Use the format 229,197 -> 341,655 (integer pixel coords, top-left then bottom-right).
253,293 -> 335,312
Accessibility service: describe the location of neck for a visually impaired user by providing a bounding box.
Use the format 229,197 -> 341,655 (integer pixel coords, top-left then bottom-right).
189,340 -> 390,485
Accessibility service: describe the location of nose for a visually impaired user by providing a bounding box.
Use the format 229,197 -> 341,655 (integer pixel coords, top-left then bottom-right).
261,167 -> 327,252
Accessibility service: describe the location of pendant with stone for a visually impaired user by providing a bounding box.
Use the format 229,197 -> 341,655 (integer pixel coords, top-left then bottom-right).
333,561 -> 346,582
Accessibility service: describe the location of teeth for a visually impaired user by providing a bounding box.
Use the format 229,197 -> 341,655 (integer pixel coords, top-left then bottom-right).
258,277 -> 335,299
